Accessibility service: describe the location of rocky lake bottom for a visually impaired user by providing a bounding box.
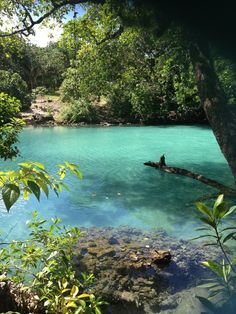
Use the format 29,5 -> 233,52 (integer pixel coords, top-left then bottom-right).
75,226 -> 219,314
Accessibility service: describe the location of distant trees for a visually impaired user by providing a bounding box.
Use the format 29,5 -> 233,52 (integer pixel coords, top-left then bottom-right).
27,43 -> 69,91
0,36 -> 69,107
0,70 -> 31,110
1,0 -> 236,183
59,5 -> 202,123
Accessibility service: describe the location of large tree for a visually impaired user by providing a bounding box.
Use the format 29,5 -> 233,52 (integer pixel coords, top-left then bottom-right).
1,0 -> 236,185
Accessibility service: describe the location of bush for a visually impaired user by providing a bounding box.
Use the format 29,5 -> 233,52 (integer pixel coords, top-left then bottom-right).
0,92 -> 23,159
0,70 -> 31,110
194,195 -> 236,312
0,92 -> 21,125
0,212 -> 105,314
59,67 -> 81,103
31,86 -> 48,101
60,98 -> 99,123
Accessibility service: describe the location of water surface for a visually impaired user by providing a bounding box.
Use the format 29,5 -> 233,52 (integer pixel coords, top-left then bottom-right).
0,125 -> 234,240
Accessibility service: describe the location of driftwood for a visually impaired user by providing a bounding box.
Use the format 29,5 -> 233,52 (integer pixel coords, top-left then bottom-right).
144,157 -> 236,195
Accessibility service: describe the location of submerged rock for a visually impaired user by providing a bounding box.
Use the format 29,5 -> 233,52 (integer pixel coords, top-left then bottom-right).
74,226 -> 218,314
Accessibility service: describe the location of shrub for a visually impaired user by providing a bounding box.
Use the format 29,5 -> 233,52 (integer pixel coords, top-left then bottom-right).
31,86 -> 48,101
0,92 -> 21,125
194,195 -> 236,313
59,67 -> 81,103
0,93 -> 23,159
0,70 -> 31,110
60,98 -> 98,123
0,212 -> 105,314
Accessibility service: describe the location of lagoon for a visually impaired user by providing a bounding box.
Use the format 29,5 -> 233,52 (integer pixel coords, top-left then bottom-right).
0,125 -> 234,240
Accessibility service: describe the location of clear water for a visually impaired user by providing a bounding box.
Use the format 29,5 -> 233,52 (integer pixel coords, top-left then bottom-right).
0,125 -> 234,241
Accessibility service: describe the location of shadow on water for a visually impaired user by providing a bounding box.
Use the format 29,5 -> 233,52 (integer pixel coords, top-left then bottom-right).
0,126 -> 235,240
64,160 -> 234,234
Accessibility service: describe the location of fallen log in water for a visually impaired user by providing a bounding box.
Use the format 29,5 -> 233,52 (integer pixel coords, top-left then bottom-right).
144,160 -> 236,195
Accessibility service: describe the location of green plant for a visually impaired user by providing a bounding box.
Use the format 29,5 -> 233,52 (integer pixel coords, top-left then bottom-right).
0,212 -> 105,314
0,92 -> 21,125
194,195 -> 236,312
0,92 -> 24,160
60,98 -> 98,124
32,86 -> 48,100
0,161 -> 82,211
0,71 -> 31,110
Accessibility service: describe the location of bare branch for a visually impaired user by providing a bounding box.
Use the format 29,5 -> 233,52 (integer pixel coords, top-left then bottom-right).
0,0 -> 104,37
144,157 -> 236,195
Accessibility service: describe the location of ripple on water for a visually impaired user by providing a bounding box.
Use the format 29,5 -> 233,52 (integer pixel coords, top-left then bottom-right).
0,126 -> 234,240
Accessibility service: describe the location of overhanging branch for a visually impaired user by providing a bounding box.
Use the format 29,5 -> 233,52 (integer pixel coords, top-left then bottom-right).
144,156 -> 236,195
0,0 -> 104,37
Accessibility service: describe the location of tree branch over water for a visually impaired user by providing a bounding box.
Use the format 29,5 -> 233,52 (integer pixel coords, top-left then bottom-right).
144,156 -> 236,195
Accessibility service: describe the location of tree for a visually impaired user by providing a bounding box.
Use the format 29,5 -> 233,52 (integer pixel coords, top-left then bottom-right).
1,0 -> 236,186
0,70 -> 31,109
0,92 -> 24,160
59,6 -> 202,123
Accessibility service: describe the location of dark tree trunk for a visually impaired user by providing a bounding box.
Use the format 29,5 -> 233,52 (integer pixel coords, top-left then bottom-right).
189,37 -> 236,186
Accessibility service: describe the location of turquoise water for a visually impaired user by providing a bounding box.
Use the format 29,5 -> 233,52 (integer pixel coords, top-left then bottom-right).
0,125 -> 234,240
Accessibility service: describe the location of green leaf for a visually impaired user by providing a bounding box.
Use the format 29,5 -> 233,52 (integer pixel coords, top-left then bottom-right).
32,162 -> 45,170
79,299 -> 86,308
196,296 -> 216,312
213,194 -> 224,210
221,227 -> 236,232
202,260 -> 223,278
198,282 -> 221,289
200,217 -> 216,228
2,183 -> 20,211
27,180 -> 40,201
66,301 -> 77,308
36,180 -> 49,198
195,226 -> 211,231
191,234 -> 216,241
71,285 -> 79,297
195,202 -> 212,218
223,205 -> 236,218
223,232 -> 236,243
95,307 -> 102,314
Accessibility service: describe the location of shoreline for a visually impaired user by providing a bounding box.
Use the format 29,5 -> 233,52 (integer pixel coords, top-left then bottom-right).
22,120 -> 209,128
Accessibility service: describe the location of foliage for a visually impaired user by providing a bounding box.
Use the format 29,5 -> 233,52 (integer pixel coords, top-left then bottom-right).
30,43 -> 69,92
0,92 -> 21,125
60,66 -> 81,103
59,5 -> 202,123
0,118 -> 24,161
214,55 -> 236,105
0,93 -> 24,160
59,98 -> 99,123
194,195 -> 236,312
0,161 -> 82,212
0,70 -> 31,110
0,212 -> 105,314
32,86 -> 48,101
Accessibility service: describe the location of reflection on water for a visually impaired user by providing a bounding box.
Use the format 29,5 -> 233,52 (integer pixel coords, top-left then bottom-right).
0,126 -> 234,240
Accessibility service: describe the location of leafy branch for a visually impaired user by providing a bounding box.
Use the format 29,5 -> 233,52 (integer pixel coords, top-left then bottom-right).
0,161 -> 82,211
0,212 -> 106,313
194,194 -> 236,312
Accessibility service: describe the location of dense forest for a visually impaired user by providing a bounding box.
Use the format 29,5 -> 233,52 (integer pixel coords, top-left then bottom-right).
0,1 -> 236,314
1,3 -> 236,125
